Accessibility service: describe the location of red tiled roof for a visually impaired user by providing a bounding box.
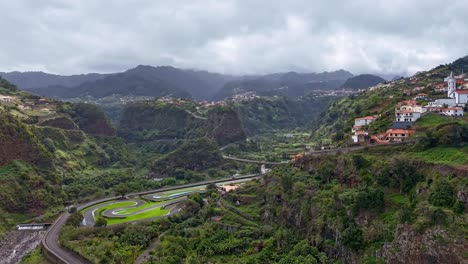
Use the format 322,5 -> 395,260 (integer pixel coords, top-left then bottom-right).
355,131 -> 368,135
442,107 -> 463,111
355,116 -> 377,120
398,100 -> 418,106
455,89 -> 468,94
386,129 -> 416,135
396,110 -> 415,114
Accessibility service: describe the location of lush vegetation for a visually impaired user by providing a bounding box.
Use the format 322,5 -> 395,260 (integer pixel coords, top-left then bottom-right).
118,100 -> 245,146
59,149 -> 467,263
232,96 -> 337,135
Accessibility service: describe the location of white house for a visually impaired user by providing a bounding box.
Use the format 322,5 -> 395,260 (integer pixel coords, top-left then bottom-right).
354,116 -> 377,127
352,130 -> 369,143
414,93 -> 429,100
454,90 -> 468,105
395,100 -> 426,122
428,98 -> 457,107
441,107 -> 464,117
395,110 -> 421,122
0,95 -> 15,103
351,116 -> 377,143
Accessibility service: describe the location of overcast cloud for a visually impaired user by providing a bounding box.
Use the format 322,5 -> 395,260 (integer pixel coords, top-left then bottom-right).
0,0 -> 467,76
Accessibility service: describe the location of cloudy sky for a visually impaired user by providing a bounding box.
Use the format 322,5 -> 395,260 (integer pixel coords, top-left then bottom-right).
0,0 -> 467,76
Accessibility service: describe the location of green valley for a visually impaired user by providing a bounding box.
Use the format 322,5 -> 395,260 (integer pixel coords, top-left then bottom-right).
1,56 -> 468,264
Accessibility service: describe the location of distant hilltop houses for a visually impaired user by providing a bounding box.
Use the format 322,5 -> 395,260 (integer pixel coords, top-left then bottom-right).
0,95 -> 16,103
352,72 -> 466,144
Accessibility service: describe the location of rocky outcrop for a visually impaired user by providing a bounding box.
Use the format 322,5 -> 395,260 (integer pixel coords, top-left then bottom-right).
380,225 -> 465,264
207,107 -> 246,146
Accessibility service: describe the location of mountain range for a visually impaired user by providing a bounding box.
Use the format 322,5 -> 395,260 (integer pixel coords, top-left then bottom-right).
1,66 -> 386,101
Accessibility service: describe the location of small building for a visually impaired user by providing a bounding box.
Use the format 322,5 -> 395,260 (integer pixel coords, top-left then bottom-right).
395,110 -> 421,122
0,95 -> 16,103
352,130 -> 370,143
385,129 -> 415,142
414,93 -> 429,100
428,98 -> 457,107
434,82 -> 447,92
454,89 -> 468,106
351,116 -> 377,143
441,107 -> 464,117
395,100 -> 425,122
354,116 -> 377,127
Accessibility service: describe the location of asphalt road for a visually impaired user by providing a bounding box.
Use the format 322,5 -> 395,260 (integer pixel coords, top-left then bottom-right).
42,174 -> 262,264
100,197 -> 185,219
82,199 -> 145,226
222,155 -> 284,165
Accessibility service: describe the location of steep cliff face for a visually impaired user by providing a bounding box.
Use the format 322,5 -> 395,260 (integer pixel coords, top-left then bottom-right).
207,107 -> 246,146
118,101 -> 202,141
61,103 -> 116,136
0,110 -> 51,167
118,100 -> 246,145
152,137 -> 223,176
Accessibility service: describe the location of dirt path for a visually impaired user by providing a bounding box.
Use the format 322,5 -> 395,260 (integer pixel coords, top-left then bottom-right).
0,230 -> 45,264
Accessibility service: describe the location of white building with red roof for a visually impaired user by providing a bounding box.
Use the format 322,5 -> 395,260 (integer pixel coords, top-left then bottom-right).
354,116 -> 377,127
454,89 -> 468,105
395,100 -> 426,122
351,116 -> 378,143
441,107 -> 464,117
444,72 -> 468,106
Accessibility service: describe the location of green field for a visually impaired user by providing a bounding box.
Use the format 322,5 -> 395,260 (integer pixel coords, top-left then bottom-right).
415,113 -> 468,129
408,146 -> 468,166
106,206 -> 169,225
81,199 -> 173,225
113,201 -> 164,215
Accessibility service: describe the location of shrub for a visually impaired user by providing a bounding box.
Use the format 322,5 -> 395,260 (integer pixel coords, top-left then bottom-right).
428,180 -> 455,208
95,217 -> 108,227
342,225 -> 364,251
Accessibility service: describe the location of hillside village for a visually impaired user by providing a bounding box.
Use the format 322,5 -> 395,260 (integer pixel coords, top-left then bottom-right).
352,72 -> 467,144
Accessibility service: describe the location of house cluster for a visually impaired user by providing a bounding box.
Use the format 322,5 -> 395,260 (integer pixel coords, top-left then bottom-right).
0,95 -> 17,103
351,72 -> 467,144
0,94 -> 56,114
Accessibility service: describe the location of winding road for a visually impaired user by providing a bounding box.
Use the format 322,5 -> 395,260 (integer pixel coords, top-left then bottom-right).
42,174 -> 262,264
222,155 -> 284,165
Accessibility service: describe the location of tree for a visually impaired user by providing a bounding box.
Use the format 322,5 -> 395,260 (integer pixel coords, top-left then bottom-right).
95,216 -> 108,227
377,160 -> 423,193
429,180 -> 455,208
352,154 -> 369,170
115,183 -> 129,198
342,225 -> 364,251
67,212 -> 83,227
